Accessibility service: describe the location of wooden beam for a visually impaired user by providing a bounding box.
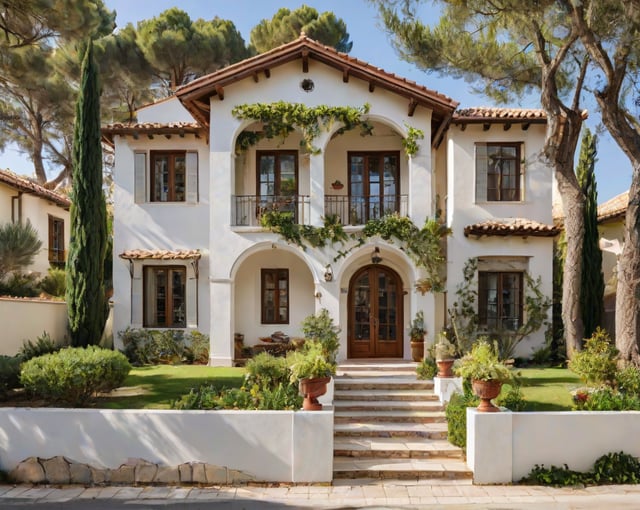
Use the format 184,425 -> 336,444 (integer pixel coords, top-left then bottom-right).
264,69 -> 271,79
253,72 -> 259,83
522,122 -> 530,131
483,123 -> 490,131
408,99 -> 418,117
215,86 -> 224,101
503,123 -> 512,131
193,99 -> 210,112
164,134 -> 172,139
302,50 -> 309,73
147,134 -> 154,139
343,68 -> 349,83
369,82 -> 375,93
460,124 -> 466,131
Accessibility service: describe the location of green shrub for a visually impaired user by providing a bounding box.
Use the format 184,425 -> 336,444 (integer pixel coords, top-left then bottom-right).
445,392 -> 479,449
38,267 -> 66,297
416,357 -> 437,380
568,328 -> 618,386
0,272 -> 39,297
496,383 -> 527,411
301,309 -> 340,363
20,346 -> 131,406
119,328 -> 209,365
0,355 -> 22,395
18,332 -> 60,362
245,352 -> 290,387
521,451 -> 640,486
575,386 -> 640,411
615,365 -> 640,396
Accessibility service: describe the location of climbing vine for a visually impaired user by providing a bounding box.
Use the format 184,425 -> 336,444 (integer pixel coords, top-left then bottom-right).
232,101 -> 373,155
401,124 -> 425,157
448,258 -> 552,358
260,211 -> 450,294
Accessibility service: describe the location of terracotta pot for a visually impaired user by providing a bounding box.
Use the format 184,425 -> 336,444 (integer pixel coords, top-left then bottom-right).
472,379 -> 503,413
410,340 -> 424,362
299,376 -> 331,410
436,359 -> 455,378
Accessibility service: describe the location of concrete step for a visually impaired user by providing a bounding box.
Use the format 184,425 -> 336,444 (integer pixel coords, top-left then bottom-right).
333,457 -> 473,480
334,409 -> 446,424
334,421 -> 448,439
334,400 -> 444,412
334,437 -> 464,460
334,389 -> 439,402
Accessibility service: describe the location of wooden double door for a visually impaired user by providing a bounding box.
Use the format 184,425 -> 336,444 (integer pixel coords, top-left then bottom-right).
348,265 -> 403,358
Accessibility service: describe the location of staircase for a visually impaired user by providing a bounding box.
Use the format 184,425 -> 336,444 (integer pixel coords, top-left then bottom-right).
332,361 -> 472,481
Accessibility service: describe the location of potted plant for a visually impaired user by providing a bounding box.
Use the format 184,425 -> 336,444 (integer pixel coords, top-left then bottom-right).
287,341 -> 336,410
409,311 -> 426,362
434,331 -> 457,378
453,338 -> 513,412
331,179 -> 344,190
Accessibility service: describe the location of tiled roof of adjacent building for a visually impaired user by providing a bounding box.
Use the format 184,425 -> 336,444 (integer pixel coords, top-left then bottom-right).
0,168 -> 70,209
102,122 -> 205,145
453,107 -> 547,126
464,218 -> 560,237
119,249 -> 202,260
598,190 -> 628,223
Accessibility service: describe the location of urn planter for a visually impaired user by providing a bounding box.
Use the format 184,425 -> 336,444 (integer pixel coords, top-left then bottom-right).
436,359 -> 455,378
299,376 -> 331,411
472,379 -> 503,412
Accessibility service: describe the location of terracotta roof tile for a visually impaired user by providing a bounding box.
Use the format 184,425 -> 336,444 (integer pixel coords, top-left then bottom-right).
598,190 -> 628,222
453,107 -> 547,125
0,169 -> 70,209
464,218 -> 560,238
119,249 -> 202,260
102,122 -> 205,145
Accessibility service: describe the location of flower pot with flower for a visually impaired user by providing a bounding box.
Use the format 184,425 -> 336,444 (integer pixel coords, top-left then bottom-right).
409,311 -> 427,362
453,339 -> 513,412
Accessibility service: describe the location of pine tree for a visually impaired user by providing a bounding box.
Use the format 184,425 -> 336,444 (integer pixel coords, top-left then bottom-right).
576,128 -> 604,339
66,39 -> 107,347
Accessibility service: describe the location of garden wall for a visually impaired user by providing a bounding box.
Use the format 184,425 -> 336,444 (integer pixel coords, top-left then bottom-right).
467,409 -> 640,484
0,407 -> 334,483
0,298 -> 68,355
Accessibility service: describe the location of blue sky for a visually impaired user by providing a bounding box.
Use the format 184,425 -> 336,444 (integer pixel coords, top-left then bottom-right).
1,0 -> 631,202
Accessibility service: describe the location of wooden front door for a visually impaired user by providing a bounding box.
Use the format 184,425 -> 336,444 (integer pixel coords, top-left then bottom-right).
348,265 -> 403,358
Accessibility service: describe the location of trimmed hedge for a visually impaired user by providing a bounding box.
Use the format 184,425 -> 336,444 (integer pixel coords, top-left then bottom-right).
20,346 -> 131,406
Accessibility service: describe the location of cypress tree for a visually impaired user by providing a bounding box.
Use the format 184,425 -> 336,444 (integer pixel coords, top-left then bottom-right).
66,39 -> 107,347
576,128 -> 604,339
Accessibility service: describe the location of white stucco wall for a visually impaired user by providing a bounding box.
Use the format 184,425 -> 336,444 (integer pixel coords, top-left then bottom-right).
0,408 -> 334,483
467,409 -> 640,484
137,96 -> 195,123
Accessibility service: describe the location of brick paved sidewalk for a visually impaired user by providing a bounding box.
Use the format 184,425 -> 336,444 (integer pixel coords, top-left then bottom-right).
2,480 -> 640,508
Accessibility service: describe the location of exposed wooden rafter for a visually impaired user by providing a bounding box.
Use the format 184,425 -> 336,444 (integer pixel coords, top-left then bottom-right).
253,72 -> 260,83
503,123 -> 511,131
343,68 -> 349,83
408,99 -> 418,117
301,50 -> 309,73
522,122 -> 530,131
369,82 -> 375,93
264,69 -> 271,78
483,123 -> 490,131
215,86 -> 224,101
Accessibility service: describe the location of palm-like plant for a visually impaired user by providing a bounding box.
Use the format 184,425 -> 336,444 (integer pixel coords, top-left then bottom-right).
0,221 -> 42,280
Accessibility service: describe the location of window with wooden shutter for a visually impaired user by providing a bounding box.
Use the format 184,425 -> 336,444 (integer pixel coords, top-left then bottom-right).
475,142 -> 522,202
150,151 -> 187,202
478,271 -> 523,331
134,152 -> 147,204
143,266 -> 187,327
261,268 -> 289,324
185,151 -> 198,204
48,215 -> 65,267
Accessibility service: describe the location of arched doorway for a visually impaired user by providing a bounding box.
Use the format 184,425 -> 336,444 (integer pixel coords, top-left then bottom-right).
348,265 -> 403,358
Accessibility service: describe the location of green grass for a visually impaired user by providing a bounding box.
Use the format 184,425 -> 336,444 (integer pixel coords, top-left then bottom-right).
505,367 -> 582,411
96,365 -> 245,409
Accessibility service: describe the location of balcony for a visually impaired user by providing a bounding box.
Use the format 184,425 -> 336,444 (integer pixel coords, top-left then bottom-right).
325,194 -> 408,225
232,195 -> 311,227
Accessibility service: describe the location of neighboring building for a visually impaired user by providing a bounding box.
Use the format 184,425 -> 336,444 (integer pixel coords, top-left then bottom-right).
597,190 -> 628,335
104,35 -> 557,365
0,169 -> 71,275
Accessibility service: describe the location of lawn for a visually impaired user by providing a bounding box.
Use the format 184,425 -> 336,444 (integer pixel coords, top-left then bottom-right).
95,365 -> 245,409
506,367 -> 582,411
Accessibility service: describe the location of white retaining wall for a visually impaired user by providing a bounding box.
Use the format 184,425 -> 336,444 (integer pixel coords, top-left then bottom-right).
0,407 -> 334,483
0,298 -> 68,355
467,409 -> 640,484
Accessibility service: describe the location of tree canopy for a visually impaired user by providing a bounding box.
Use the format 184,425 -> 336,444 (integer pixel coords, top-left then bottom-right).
250,5 -> 352,53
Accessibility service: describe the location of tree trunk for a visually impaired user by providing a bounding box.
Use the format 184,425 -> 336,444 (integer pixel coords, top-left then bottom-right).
615,165 -> 640,363
30,119 -> 47,184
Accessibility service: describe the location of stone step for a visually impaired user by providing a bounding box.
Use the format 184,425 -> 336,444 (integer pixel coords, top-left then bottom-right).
334,437 -> 464,460
334,421 -> 448,439
334,410 -> 446,424
333,457 -> 473,480
334,377 -> 433,391
334,400 -> 445,412
334,389 -> 439,402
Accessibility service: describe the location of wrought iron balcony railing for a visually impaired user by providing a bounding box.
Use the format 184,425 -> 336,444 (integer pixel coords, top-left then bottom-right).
232,195 -> 311,227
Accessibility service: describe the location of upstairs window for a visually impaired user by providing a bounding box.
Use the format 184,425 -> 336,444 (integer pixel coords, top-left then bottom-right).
261,268 -> 289,324
478,271 -> 523,331
476,143 -> 522,202
48,215 -> 65,267
134,151 -> 198,204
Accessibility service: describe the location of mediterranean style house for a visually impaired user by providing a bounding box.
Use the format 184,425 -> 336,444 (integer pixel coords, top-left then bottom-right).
0,168 -> 70,275
103,35 -> 557,366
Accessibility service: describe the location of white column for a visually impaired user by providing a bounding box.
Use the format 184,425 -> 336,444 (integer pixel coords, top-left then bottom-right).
408,147 -> 432,225
209,279 -> 234,366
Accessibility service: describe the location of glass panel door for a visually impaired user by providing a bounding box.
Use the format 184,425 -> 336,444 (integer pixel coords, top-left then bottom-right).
349,152 -> 400,223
